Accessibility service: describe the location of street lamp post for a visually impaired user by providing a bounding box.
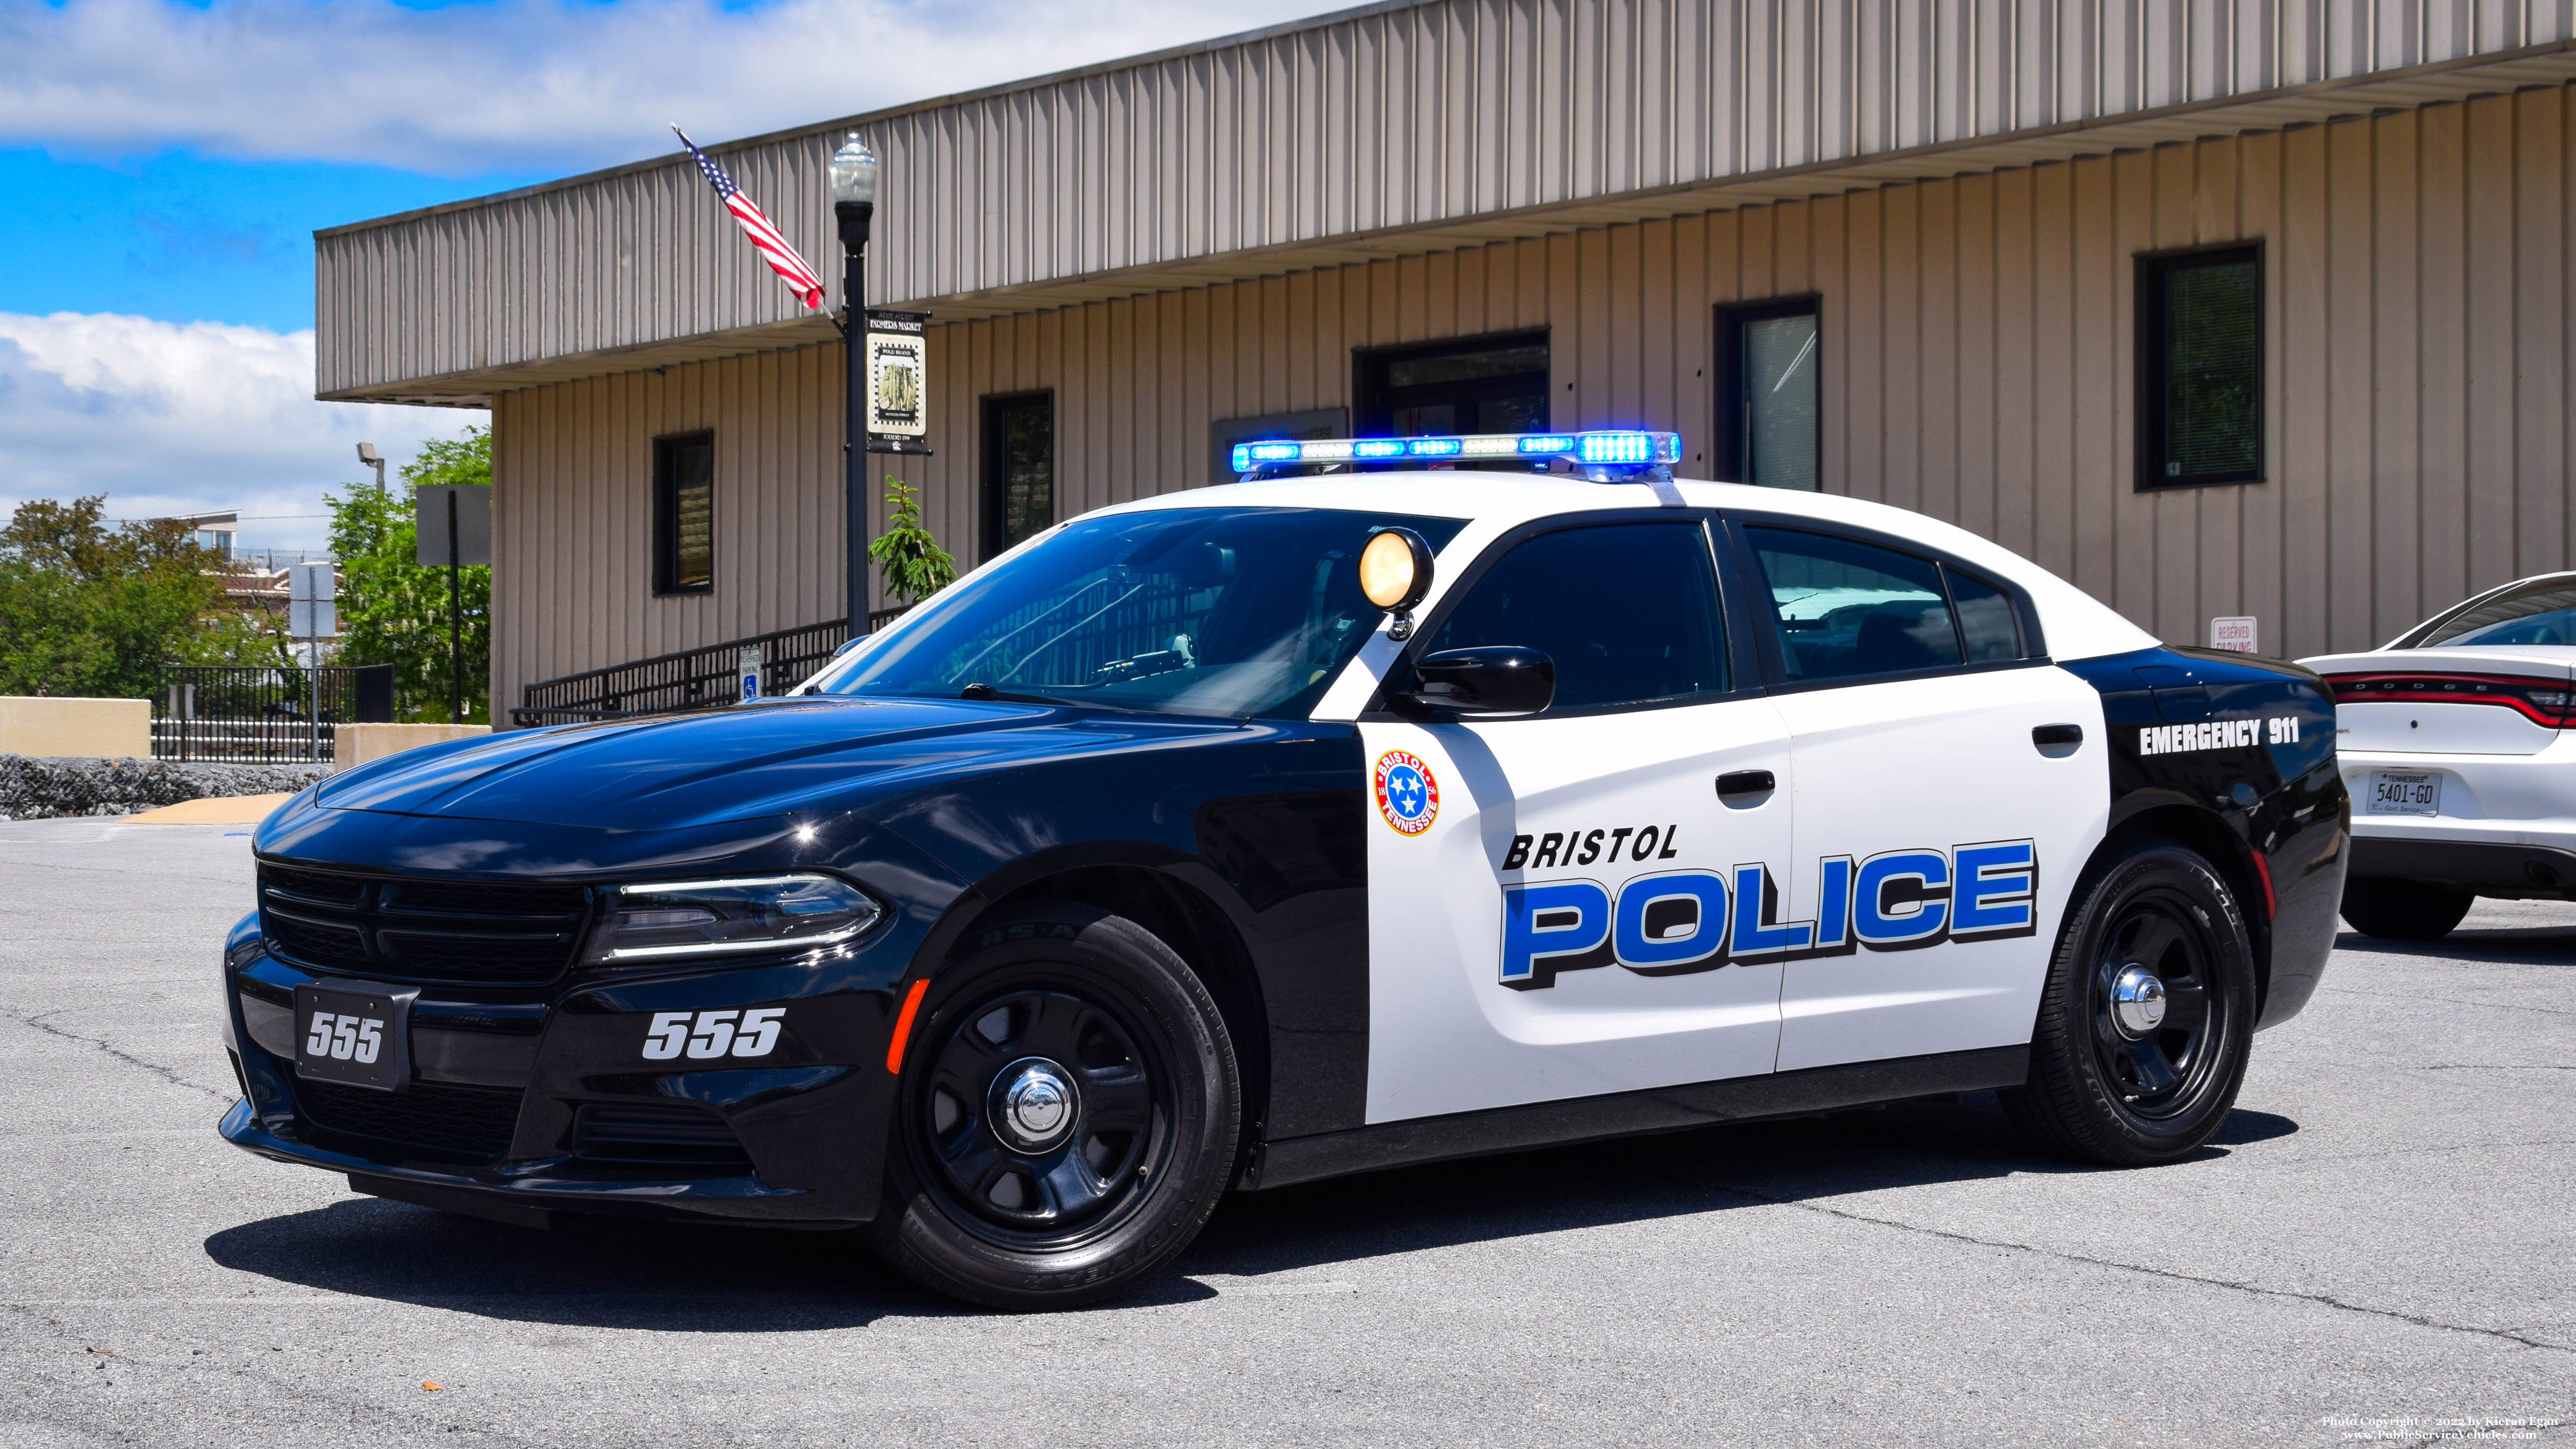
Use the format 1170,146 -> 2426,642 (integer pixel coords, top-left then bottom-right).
830,133 -> 880,637
355,442 -> 385,495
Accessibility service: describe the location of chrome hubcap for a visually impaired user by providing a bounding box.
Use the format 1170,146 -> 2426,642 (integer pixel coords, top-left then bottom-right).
2109,965 -> 2168,1038
990,1057 -> 1080,1152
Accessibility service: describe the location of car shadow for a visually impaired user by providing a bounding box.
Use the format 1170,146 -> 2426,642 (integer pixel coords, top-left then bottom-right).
1179,1095 -> 2296,1283
202,1096 -> 2298,1326
2332,925 -> 2576,964
202,1194 -> 932,1330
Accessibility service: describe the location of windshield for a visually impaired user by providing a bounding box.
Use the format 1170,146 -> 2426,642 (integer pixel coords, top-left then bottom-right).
2417,577 -> 2576,648
812,507 -> 1466,718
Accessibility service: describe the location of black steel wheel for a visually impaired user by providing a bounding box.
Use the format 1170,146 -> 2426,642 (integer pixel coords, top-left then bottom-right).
2339,877 -> 2474,941
918,987 -> 1165,1241
2002,840 -> 2255,1166
865,907 -> 1238,1310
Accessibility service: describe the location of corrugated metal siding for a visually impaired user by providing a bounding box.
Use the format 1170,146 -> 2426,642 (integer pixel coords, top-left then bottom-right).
323,0 -> 2576,398
488,93 -> 2576,705
490,347 -> 849,698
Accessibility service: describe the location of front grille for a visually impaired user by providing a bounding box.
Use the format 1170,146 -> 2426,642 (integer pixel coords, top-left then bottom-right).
572,1102 -> 754,1173
291,1071 -> 525,1163
257,861 -> 591,986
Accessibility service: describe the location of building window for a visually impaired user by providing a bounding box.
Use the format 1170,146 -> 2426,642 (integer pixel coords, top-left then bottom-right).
652,431 -> 714,595
1355,330 -> 1550,440
1713,297 -> 1821,490
981,392 -> 1054,562
2138,245 -> 2263,489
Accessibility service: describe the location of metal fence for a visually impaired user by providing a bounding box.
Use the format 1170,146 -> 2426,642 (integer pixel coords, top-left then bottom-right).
153,665 -> 394,763
511,608 -> 909,728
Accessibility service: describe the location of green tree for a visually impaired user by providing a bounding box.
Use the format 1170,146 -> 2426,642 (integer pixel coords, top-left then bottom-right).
0,498 -> 280,699
326,428 -> 493,723
868,480 -> 958,607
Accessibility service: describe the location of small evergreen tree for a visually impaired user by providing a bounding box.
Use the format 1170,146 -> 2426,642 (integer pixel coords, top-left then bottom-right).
867,481 -> 959,608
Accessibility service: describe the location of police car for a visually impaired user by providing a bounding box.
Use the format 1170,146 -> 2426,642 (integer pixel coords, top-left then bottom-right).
2302,571 -> 2576,940
218,430 -> 2348,1309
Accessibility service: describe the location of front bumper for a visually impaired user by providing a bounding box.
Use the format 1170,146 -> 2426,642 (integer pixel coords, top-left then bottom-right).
2340,742 -> 2576,896
219,931 -> 911,1227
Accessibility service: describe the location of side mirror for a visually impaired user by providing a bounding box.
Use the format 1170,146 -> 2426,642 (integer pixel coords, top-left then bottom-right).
1396,647 -> 1555,717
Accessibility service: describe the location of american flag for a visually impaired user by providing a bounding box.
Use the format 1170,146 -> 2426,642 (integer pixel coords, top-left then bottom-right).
671,125 -> 827,312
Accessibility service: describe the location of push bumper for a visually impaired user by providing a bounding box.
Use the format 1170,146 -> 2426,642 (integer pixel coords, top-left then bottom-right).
218,1096 -> 829,1227
219,930 -> 913,1228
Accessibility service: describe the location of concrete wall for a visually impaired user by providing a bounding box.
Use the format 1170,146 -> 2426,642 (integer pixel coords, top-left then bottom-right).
487,90 -> 2576,709
336,724 -> 492,768
0,698 -> 150,760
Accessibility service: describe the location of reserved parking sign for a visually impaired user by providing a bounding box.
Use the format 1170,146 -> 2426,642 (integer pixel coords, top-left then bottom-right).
2210,616 -> 2258,653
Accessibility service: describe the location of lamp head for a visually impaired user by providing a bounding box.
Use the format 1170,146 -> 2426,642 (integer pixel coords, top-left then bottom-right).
829,133 -> 879,208
355,442 -> 380,466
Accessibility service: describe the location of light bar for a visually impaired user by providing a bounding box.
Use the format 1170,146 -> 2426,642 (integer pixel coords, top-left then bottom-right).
1231,430 -> 1682,476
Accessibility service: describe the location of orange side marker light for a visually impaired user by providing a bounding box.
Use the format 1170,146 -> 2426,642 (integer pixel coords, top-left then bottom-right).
885,978 -> 931,1074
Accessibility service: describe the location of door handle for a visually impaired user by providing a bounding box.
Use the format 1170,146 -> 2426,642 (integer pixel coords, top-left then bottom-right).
2032,724 -> 2084,750
1716,769 -> 1776,798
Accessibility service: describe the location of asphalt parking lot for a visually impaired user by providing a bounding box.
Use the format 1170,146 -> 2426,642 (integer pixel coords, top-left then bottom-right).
0,816 -> 2568,1449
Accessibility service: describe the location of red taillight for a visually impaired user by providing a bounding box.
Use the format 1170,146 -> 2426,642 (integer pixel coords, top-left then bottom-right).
2324,673 -> 2575,727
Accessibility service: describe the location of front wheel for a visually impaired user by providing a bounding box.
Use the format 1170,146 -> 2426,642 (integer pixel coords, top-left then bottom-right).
2001,840 -> 2256,1167
865,907 -> 1239,1310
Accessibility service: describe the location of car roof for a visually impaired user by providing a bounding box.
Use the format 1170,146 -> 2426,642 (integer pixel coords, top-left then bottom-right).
1089,471 -> 2157,664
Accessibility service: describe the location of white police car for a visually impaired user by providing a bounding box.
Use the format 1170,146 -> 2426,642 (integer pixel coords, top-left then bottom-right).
220,429 -> 2346,1310
2303,572 -> 2576,939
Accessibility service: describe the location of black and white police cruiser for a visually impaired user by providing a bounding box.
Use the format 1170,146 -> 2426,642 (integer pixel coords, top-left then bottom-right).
219,429 -> 2347,1309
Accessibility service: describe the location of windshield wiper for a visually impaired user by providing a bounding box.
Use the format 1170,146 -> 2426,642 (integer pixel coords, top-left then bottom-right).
959,682 -> 1089,708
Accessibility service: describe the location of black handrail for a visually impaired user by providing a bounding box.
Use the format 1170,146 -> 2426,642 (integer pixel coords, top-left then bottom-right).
511,606 -> 912,728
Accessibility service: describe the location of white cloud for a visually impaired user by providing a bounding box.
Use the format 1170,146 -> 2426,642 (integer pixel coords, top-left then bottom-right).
0,311 -> 480,553
0,0 -> 1334,174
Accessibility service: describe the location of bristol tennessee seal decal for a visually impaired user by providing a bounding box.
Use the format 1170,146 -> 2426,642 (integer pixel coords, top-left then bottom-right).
1373,750 -> 1440,835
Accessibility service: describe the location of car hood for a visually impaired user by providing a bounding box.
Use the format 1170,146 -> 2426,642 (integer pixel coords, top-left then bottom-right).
311,696 -> 1247,832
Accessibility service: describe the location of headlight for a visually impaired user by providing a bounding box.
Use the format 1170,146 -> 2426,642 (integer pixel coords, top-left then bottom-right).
584,873 -> 884,964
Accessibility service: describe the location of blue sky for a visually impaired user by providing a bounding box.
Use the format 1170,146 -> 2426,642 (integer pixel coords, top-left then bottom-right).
0,148 -> 546,331
0,0 -> 1327,548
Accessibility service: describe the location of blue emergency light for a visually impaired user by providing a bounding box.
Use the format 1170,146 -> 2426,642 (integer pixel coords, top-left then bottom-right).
1230,430 -> 1682,479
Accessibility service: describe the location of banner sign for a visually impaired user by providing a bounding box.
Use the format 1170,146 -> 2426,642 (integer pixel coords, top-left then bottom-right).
864,310 -> 929,439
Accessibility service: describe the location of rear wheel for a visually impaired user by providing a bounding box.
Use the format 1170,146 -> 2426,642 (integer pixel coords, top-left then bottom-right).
2002,840 -> 2255,1167
866,907 -> 1238,1310
2338,877 -> 2474,941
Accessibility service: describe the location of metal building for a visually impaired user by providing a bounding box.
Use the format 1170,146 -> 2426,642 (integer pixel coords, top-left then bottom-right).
313,0 -> 2576,721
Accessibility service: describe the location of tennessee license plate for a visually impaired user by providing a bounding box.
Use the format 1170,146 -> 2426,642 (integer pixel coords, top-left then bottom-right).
2366,769 -> 2443,816
293,980 -> 415,1091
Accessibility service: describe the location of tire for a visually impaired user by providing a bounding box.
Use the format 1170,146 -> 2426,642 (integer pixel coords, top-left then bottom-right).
2001,840 -> 2257,1167
864,907 -> 1240,1310
2338,877 -> 2474,941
